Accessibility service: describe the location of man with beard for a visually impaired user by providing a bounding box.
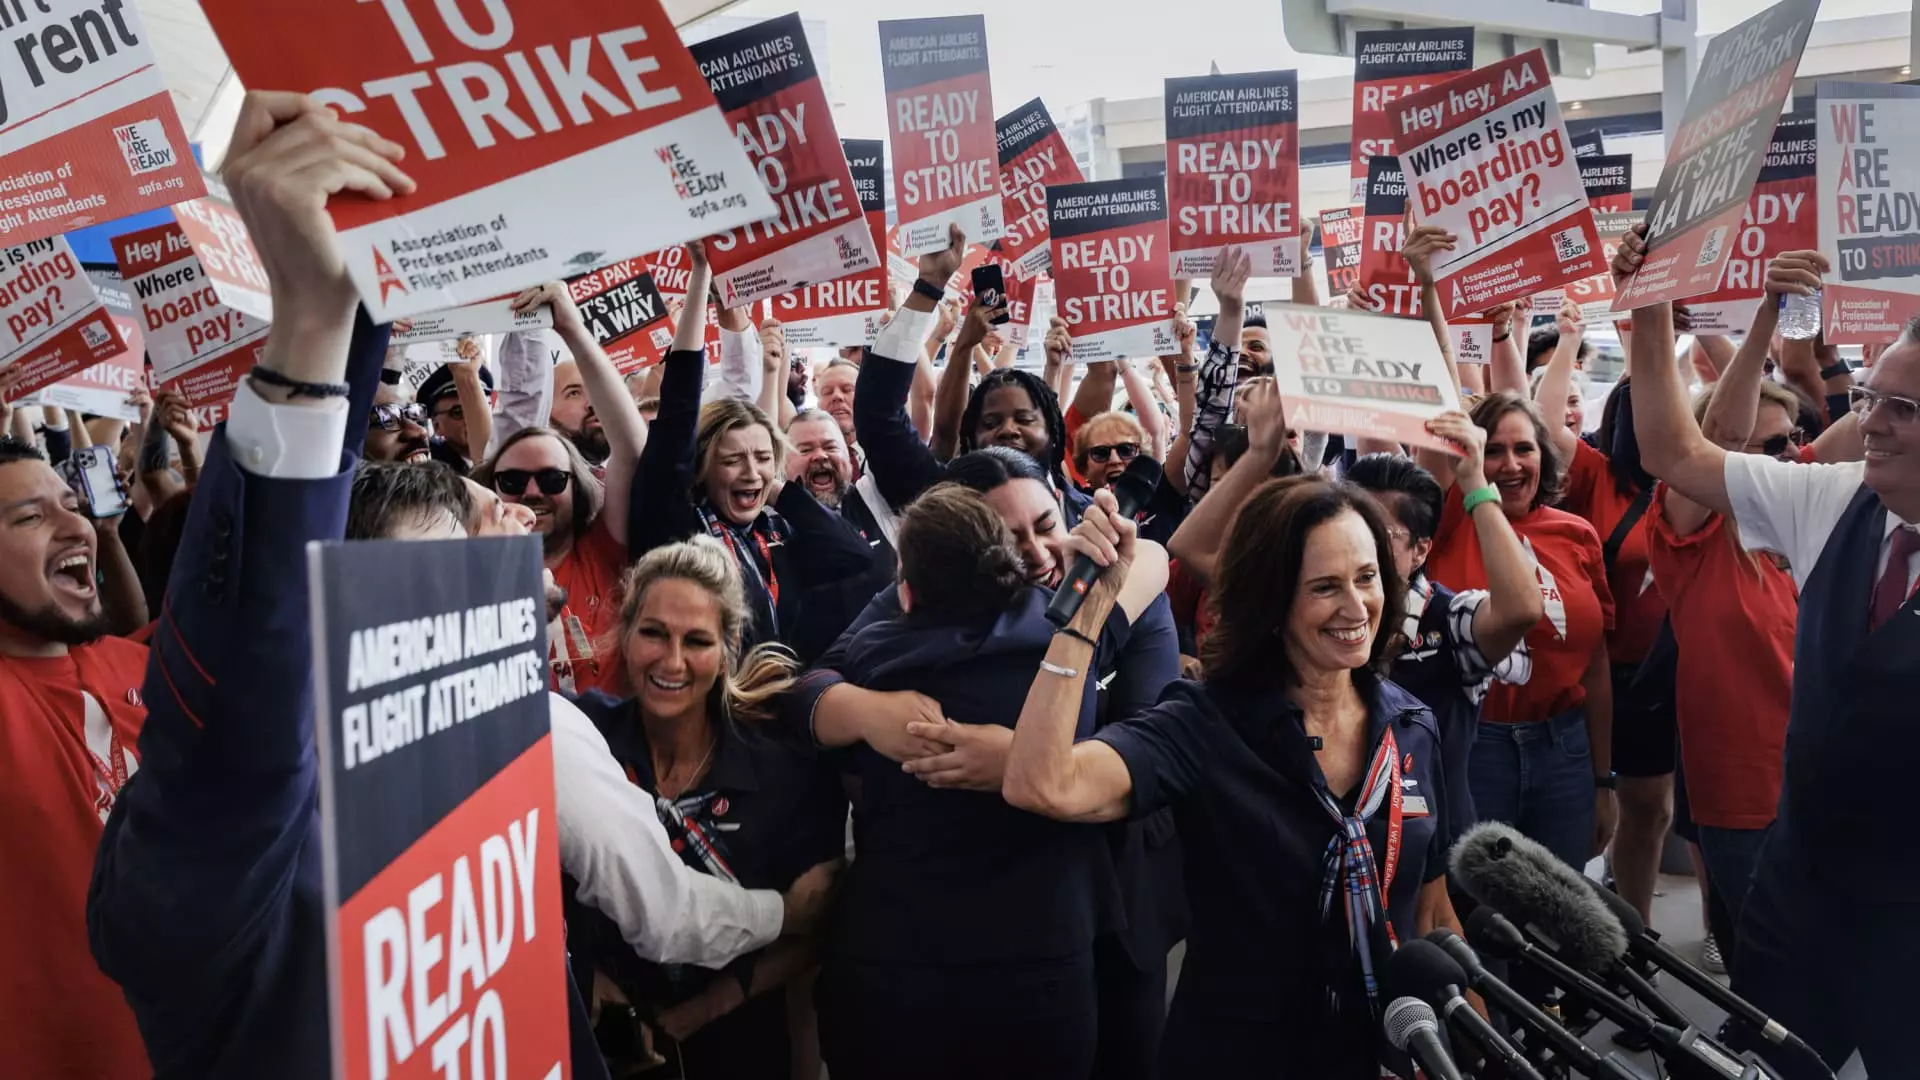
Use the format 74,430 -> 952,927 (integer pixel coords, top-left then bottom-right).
551,359 -> 610,467
785,409 -> 897,662
363,378 -> 435,465
0,436 -> 152,1079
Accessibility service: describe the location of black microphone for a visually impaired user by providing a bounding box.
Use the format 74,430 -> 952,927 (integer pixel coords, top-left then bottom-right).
1583,881 -> 1834,1079
1045,455 -> 1162,627
1385,997 -> 1466,1080
1387,938 -> 1545,1080
1428,929 -> 1653,1080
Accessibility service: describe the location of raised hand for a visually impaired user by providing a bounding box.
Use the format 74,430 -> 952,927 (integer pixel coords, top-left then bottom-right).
1401,225 -> 1457,286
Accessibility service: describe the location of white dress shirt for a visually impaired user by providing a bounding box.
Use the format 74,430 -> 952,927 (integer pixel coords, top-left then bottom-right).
1724,455 -> 1919,594
709,326 -> 764,405
871,303 -> 938,366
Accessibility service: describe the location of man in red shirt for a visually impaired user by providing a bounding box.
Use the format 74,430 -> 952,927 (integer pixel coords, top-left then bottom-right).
0,437 -> 150,1077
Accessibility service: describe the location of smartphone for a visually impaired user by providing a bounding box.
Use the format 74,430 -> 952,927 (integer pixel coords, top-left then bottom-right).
66,445 -> 129,519
970,264 -> 1010,324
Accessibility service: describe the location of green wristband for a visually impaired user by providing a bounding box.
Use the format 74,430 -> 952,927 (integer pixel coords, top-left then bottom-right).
1461,486 -> 1502,515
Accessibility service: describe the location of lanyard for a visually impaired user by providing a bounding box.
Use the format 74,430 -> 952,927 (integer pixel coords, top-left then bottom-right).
700,506 -> 780,632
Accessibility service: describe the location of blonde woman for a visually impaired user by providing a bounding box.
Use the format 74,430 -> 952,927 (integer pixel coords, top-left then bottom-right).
568,537 -> 846,1078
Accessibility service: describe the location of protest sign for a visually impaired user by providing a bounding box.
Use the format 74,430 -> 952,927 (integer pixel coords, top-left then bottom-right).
1356,157 -> 1422,317
768,137 -> 891,348
1395,50 -> 1605,319
0,235 -> 127,394
114,220 -> 269,427
0,0 -> 206,246
640,246 -> 725,363
398,340 -> 468,399
879,16 -> 1003,256
1687,109 -> 1815,334
691,14 -> 879,308
390,299 -> 552,347
1266,303 -> 1462,451
198,0 -> 776,322
309,535 -> 564,1080
1566,210 -> 1641,322
1580,155 -> 1634,213
1047,178 -> 1177,362
1349,28 -> 1475,203
1614,0 -> 1819,311
1320,207 -> 1366,297
1572,129 -> 1606,160
996,98 -> 1084,279
1450,311 -> 1496,365
844,137 -> 890,261
565,258 -> 672,373
1818,82 -> 1920,344
171,177 -> 271,322
19,267 -> 148,420
1164,70 -> 1300,279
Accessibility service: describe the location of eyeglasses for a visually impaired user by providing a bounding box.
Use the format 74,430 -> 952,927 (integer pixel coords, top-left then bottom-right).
1850,385 -> 1920,426
369,402 -> 431,432
494,468 -> 571,497
1086,442 -> 1141,464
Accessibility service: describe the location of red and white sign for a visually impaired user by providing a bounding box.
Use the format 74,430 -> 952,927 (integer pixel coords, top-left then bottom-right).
639,246 -> 723,363
18,267 -> 145,420
1615,0 -> 1819,311
114,220 -> 269,426
879,16 -> 1004,256
1818,84 -> 1920,344
567,258 -> 671,374
1,236 -> 127,394
1686,110 -> 1814,334
1356,157 -> 1423,317
391,298 -> 553,347
1164,70 -> 1300,279
1267,303 -> 1463,451
171,177 -> 272,322
1396,51 -> 1605,319
691,14 -> 878,309
1348,27 -> 1475,203
771,137 -> 891,348
995,98 -> 1083,280
198,0 -> 777,321
1564,210 -> 1641,323
1320,207 -> 1366,297
1048,178 -> 1177,362
0,0 -> 206,247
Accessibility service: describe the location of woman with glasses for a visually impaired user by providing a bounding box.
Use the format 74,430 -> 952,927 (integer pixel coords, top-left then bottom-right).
1073,411 -> 1148,492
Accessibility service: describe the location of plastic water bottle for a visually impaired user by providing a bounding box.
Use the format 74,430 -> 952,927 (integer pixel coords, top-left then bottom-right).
1779,289 -> 1822,341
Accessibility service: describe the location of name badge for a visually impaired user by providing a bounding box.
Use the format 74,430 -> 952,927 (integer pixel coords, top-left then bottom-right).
1403,795 -> 1429,817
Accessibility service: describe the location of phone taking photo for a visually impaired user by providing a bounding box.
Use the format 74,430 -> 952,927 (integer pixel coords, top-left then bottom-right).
65,445 -> 129,520
970,264 -> 1010,325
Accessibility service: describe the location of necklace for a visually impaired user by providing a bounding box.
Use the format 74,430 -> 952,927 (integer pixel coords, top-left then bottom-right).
655,734 -> 718,800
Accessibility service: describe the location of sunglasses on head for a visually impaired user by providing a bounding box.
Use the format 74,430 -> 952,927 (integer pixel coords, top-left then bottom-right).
369,402 -> 431,432
494,468 -> 571,497
1087,442 -> 1141,464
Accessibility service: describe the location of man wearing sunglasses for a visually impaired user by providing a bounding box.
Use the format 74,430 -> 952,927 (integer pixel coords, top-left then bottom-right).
1620,235 -> 1920,1079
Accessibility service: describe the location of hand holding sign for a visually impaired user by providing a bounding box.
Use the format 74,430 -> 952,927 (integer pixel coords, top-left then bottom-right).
1611,222 -> 1650,291
1044,317 -> 1073,367
1555,299 -> 1585,340
1241,378 -> 1290,464
919,224 -> 970,289
514,282 -> 584,342
1401,225 -> 1457,287
1210,247 -> 1253,307
1423,410 -> 1488,485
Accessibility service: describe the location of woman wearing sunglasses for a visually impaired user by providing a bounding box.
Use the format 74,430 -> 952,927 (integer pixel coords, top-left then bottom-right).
1072,412 -> 1148,493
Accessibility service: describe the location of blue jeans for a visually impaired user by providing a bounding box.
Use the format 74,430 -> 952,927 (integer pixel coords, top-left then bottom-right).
1697,823 -> 1771,960
1468,711 -> 1597,870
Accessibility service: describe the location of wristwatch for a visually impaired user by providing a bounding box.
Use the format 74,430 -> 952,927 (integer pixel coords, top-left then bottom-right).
1820,360 -> 1852,381
911,278 -> 945,303
1594,771 -> 1618,791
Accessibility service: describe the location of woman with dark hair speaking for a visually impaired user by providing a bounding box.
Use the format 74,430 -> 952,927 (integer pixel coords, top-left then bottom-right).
1004,478 -> 1462,1077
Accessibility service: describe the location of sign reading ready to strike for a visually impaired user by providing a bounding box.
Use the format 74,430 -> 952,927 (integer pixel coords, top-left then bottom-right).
879,15 -> 1004,256
1163,69 -> 1300,279
768,137 -> 891,348
1047,178 -> 1177,363
1266,303 -> 1462,453
996,98 -> 1084,280
1818,82 -> 1920,344
198,0 -> 776,322
1348,27 -> 1475,203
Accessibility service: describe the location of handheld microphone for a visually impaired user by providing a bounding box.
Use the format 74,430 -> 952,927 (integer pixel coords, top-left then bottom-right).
1427,929 -> 1652,1080
1385,997 -> 1466,1080
1583,881 -> 1834,1079
1045,456 -> 1162,626
1387,939 -> 1545,1080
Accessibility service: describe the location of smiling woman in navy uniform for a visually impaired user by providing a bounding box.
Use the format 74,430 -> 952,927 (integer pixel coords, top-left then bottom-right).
1619,223 -> 1918,1079
1005,477 -> 1463,1078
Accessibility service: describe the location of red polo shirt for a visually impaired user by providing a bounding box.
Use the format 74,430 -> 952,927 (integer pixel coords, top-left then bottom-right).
1563,440 -> 1667,665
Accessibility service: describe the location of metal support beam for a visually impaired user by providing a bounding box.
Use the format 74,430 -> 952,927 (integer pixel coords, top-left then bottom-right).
1322,0 -> 1660,49
1659,0 -> 1699,154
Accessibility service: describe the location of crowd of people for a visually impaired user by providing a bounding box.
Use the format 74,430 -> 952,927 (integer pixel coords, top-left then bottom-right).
3,82 -> 1915,1080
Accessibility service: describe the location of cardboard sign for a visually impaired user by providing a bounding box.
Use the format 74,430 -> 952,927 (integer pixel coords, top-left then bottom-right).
1396,50 -> 1605,319
199,0 -> 776,321
996,98 -> 1084,279
0,0 -> 206,246
1614,0 -> 1819,311
1356,157 -> 1422,317
1687,109 -> 1815,334
19,267 -> 148,419
1571,129 -> 1606,160
1266,303 -> 1462,450
1320,207 -> 1366,297
114,219 -> 269,426
691,14 -> 878,308
946,248 -> 1036,349
1,235 -> 127,393
398,340 -> 467,399
1048,178 -> 1177,362
308,536 -> 565,1080
171,177 -> 271,322
1580,155 -> 1634,213
391,299 -> 553,346
769,136 -> 891,349
879,16 -> 1003,256
567,258 -> 671,373
1164,70 -> 1300,278
1566,210 -> 1641,322
1349,27 -> 1475,203
1450,311 -> 1496,365
1818,82 -> 1920,344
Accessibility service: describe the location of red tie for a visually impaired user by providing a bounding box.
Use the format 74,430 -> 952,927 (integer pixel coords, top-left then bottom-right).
1871,526 -> 1920,630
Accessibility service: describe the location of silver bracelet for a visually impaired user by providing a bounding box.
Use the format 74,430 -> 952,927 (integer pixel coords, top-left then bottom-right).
1039,660 -> 1080,679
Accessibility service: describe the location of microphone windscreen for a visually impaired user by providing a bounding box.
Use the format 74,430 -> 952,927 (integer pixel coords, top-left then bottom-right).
1584,876 -> 1649,939
1385,938 -> 1470,1004
1449,821 -> 1628,971
1384,997 -> 1441,1050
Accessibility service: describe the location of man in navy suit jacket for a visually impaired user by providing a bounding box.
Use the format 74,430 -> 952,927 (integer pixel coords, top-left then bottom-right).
86,90 -> 609,1080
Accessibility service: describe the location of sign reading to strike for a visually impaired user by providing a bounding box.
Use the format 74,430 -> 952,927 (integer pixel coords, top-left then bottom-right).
308,535 -> 564,1080
1356,157 -> 1421,317
114,219 -> 269,426
879,15 -> 1004,256
1688,109 -> 1815,334
1580,155 -> 1634,213
996,98 -> 1084,280
770,137 -> 892,348
1320,207 -> 1366,297
1164,69 -> 1300,279
1566,210 -> 1642,322
691,14 -> 878,308
1614,0 -> 1819,311
1349,27 -> 1475,203
1818,83 -> 1920,344
1266,303 -> 1463,451
1047,177 -> 1177,363
1395,50 -> 1605,319
171,177 -> 272,323
0,235 -> 127,394
198,0 -> 776,321
0,0 -> 207,246
567,258 -> 671,373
